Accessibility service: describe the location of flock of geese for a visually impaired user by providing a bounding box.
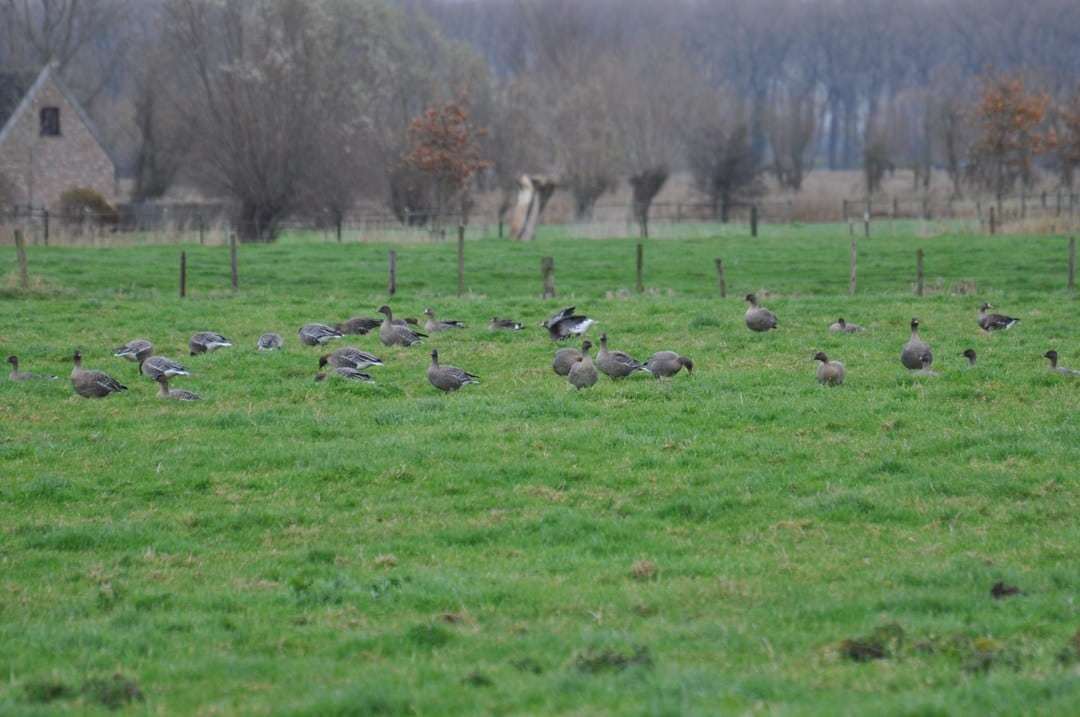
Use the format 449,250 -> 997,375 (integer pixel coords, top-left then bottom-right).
5,296 -> 1078,400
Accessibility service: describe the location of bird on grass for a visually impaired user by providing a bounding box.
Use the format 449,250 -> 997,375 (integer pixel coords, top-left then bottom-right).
813,351 -> 845,386
140,355 -> 190,381
427,349 -> 479,392
155,375 -> 200,401
257,333 -> 283,351
70,351 -> 127,398
113,339 -> 153,364
377,306 -> 426,347
189,332 -> 232,355
567,346 -> 598,390
490,317 -> 523,331
644,351 -> 693,379
912,353 -> 939,377
335,317 -> 380,335
901,318 -> 932,370
744,294 -> 778,332
7,355 -> 57,381
829,318 -> 863,333
315,366 -> 373,382
319,347 -> 383,371
423,308 -> 466,333
541,306 -> 595,341
978,303 -> 1019,332
298,323 -> 344,346
553,341 -> 591,376
596,333 -> 649,379
1044,350 -> 1080,376
962,349 -> 977,366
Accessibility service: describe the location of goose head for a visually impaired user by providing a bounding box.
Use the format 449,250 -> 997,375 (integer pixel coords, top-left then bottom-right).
423,308 -> 436,318
72,350 -> 83,366
6,355 -> 16,368
377,305 -> 392,317
962,349 -> 977,363
813,351 -> 829,363
318,355 -> 330,368
744,293 -> 757,305
837,318 -> 846,327
599,333 -> 608,347
1044,350 -> 1058,363
680,356 -> 694,374
430,349 -> 439,365
919,352 -> 932,368
581,340 -> 592,354
910,318 -> 920,330
979,302 -> 993,312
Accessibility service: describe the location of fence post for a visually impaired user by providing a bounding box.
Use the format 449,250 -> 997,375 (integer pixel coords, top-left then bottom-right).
715,258 -> 726,298
750,204 -> 758,238
180,251 -> 187,298
635,242 -> 644,293
787,198 -> 794,225
198,218 -> 205,246
498,219 -> 503,239
1041,191 -> 1047,210
922,196 -> 930,221
863,198 -> 871,238
336,216 -> 343,243
457,225 -> 465,297
849,238 -> 857,295
42,209 -> 49,246
916,248 -> 924,297
14,229 -> 28,290
1020,191 -> 1027,220
841,199 -> 848,224
989,206 -> 996,235
1069,237 -> 1076,293
388,250 -> 397,296
229,232 -> 238,290
541,256 -> 555,299
1056,188 -> 1062,217
891,196 -> 898,236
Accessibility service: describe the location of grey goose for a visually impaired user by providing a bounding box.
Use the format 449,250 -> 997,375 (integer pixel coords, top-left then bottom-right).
542,306 -> 595,341
1044,350 -> 1080,376
189,332 -> 232,355
596,333 -> 649,379
553,341 -> 592,376
567,346 -> 598,390
155,375 -> 200,401
377,305 -> 426,347
813,352 -> 845,386
427,349 -> 478,392
335,317 -> 380,335
645,351 -> 693,378
141,356 -> 190,381
423,308 -> 465,333
744,294 -> 778,332
829,318 -> 863,333
257,333 -> 283,350
7,355 -> 57,381
978,303 -> 1019,332
315,366 -> 374,382
900,318 -> 931,370
962,349 -> 977,366
912,353 -> 939,377
298,323 -> 344,346
113,339 -> 154,364
70,351 -> 127,398
490,317 -> 524,331
319,347 -> 383,371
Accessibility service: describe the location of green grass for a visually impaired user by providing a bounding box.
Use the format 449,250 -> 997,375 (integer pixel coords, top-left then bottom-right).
2,225 -> 1079,715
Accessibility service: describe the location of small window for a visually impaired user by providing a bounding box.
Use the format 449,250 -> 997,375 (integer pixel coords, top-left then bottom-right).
40,107 -> 60,136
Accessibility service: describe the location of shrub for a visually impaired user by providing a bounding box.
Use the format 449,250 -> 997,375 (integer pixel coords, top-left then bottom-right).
59,188 -> 118,228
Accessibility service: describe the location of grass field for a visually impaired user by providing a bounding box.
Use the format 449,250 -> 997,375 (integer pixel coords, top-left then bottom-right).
2,225 -> 1079,715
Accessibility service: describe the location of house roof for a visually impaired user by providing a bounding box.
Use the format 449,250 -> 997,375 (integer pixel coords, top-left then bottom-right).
0,68 -> 40,130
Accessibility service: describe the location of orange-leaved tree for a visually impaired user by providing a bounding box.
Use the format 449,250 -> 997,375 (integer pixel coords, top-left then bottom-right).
969,74 -> 1054,206
403,102 -> 490,232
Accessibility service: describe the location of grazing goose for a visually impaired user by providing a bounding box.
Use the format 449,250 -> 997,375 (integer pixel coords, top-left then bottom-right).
319,347 -> 383,371
813,351 -> 845,386
427,349 -> 479,392
257,333 -> 283,351
596,333 -> 649,379
155,375 -> 200,401
70,351 -> 127,398
113,339 -> 154,364
298,323 -> 344,346
542,306 -> 595,341
7,355 -> 57,381
978,303 -> 1019,332
567,346 -> 598,390
900,318 -> 932,370
315,366 -> 374,382
1044,350 -> 1080,376
912,353 -> 939,377
423,308 -> 466,333
553,341 -> 592,376
189,332 -> 232,355
490,317 -> 524,331
335,317 -> 380,335
377,305 -> 426,347
829,318 -> 863,333
645,351 -> 694,378
744,294 -> 778,332
141,355 -> 190,381
962,349 -> 977,366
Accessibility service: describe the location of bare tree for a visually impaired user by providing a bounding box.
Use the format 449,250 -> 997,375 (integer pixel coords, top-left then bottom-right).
687,99 -> 763,222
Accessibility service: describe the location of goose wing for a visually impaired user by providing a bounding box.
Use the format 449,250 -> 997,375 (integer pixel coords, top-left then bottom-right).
545,306 -> 576,327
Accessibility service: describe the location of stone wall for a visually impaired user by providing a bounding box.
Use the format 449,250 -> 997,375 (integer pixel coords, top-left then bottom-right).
0,77 -> 116,211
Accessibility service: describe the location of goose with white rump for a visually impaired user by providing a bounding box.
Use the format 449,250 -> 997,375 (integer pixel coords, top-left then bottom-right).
423,308 -> 466,333
645,351 -> 693,379
298,323 -> 344,347
1044,350 -> 1080,376
900,318 -> 932,370
7,355 -> 57,381
978,303 -> 1019,332
155,375 -> 200,401
113,339 -> 154,364
189,332 -> 232,355
744,294 -> 778,332
257,333 -> 283,351
829,318 -> 863,333
141,355 -> 191,381
490,317 -> 523,331
427,349 -> 479,392
813,351 -> 845,386
377,305 -> 426,347
541,306 -> 595,341
596,333 -> 649,379
319,347 -> 383,371
70,351 -> 127,398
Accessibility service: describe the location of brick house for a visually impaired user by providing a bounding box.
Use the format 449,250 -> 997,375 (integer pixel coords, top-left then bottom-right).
0,63 -> 117,211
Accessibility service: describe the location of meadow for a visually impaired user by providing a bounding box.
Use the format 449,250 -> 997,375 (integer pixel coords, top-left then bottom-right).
1,224 -> 1079,715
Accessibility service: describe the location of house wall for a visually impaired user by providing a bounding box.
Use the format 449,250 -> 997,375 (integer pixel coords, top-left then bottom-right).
0,79 -> 116,211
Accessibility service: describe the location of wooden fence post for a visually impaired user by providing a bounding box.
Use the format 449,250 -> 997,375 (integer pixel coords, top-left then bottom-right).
42,209 -> 49,246
1020,191 -> 1027,220
541,256 -> 555,299
715,258 -> 726,298
922,196 -> 930,220
863,198 -> 871,238
388,250 -> 397,296
198,218 -> 205,246
457,225 -> 465,297
14,229 -> 28,289
1069,237 -> 1076,292
229,232 -> 238,290
1041,191 -> 1047,210
1056,188 -> 1062,217
989,206 -> 996,235
916,248 -> 925,297
635,242 -> 644,293
841,199 -> 848,224
750,204 -> 758,238
498,219 -> 503,239
849,238 -> 857,295
891,196 -> 898,235
180,251 -> 187,298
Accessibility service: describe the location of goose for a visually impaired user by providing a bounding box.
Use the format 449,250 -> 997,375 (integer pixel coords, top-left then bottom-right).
962,349 -> 977,366
978,303 -> 1019,332
257,333 -> 283,351
140,355 -> 190,381
155,375 -> 200,401
912,353 -> 939,377
427,349 -> 479,392
829,318 -> 863,333
113,339 -> 153,364
335,317 -> 380,335
744,294 -> 778,332
542,306 -> 595,341
298,323 -> 344,346
553,341 -> 592,376
319,347 -> 384,371
189,332 -> 232,355
377,305 -> 426,347
70,351 -> 127,398
7,355 -> 57,381
900,318 -> 931,370
423,308 -> 465,333
1044,350 -> 1080,376
315,366 -> 374,382
567,346 -> 598,390
596,333 -> 649,379
813,351 -> 845,386
490,317 -> 523,331
645,351 -> 693,378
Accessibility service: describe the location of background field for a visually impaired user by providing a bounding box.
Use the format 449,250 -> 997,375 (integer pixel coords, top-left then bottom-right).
2,226 -> 1079,715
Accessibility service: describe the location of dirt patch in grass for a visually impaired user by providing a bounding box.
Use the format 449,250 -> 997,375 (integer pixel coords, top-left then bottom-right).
573,646 -> 653,674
